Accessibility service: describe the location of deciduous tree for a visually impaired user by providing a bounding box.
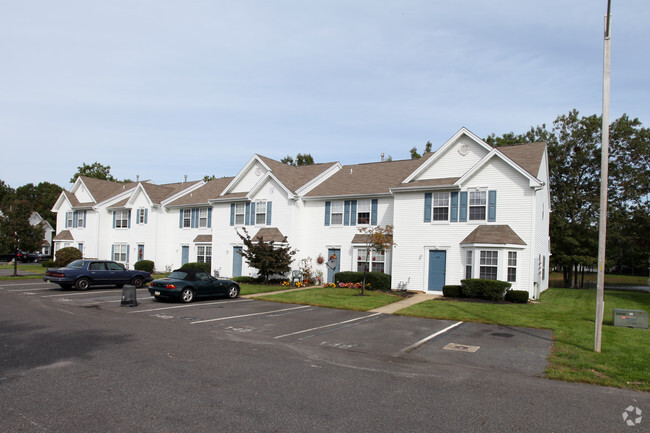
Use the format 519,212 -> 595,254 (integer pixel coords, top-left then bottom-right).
236,228 -> 296,282
0,200 -> 44,276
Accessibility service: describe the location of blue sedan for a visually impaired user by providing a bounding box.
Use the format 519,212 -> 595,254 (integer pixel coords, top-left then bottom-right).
44,259 -> 153,290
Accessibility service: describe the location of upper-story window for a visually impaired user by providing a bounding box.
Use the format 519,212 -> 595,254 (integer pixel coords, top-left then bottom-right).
357,200 -> 370,225
331,201 -> 344,225
182,209 -> 191,228
77,211 -> 85,228
66,212 -> 74,228
433,192 -> 449,221
255,200 -> 267,225
234,203 -> 245,225
137,208 -> 148,225
199,208 -> 208,228
115,210 -> 129,228
469,191 -> 487,221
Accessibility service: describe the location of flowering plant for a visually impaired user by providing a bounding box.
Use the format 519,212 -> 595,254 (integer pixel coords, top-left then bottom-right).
323,283 -> 336,288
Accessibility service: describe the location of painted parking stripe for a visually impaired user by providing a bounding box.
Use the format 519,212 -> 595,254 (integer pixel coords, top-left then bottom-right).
41,290 -> 121,298
1,282 -> 52,287
9,287 -> 57,292
274,312 -> 383,339
191,305 -> 311,324
131,298 -> 252,313
398,321 -> 464,355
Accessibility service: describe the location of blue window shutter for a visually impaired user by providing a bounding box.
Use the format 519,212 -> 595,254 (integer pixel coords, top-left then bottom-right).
111,244 -> 114,260
250,202 -> 256,225
450,192 -> 459,222
424,193 -> 432,223
83,210 -> 87,228
136,209 -> 140,224
230,204 -> 235,226
371,199 -> 378,225
65,213 -> 68,228
179,209 -> 183,228
324,201 -> 331,226
144,209 -> 148,224
488,190 -> 497,222
113,211 -> 116,229
191,208 -> 197,228
266,202 -> 272,225
126,245 -> 130,264
344,201 -> 350,226
459,192 -> 468,222
127,210 -> 131,228
245,203 -> 250,225
208,208 -> 212,228
73,211 -> 78,228
350,200 -> 357,226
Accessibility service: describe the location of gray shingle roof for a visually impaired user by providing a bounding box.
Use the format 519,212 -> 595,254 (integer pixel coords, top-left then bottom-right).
497,142 -> 546,178
252,227 -> 287,243
257,155 -> 339,194
167,177 -> 234,206
53,230 -> 74,241
460,225 -> 526,245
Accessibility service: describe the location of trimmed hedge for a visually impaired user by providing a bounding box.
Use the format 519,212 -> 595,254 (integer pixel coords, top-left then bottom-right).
442,285 -> 463,298
180,262 -> 211,273
505,290 -> 529,304
335,271 -> 391,291
134,260 -> 155,273
232,276 -> 259,284
55,247 -> 83,267
460,279 -> 511,301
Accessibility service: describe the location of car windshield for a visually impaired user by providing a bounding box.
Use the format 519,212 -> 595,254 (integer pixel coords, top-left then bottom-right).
67,260 -> 85,269
168,271 -> 188,280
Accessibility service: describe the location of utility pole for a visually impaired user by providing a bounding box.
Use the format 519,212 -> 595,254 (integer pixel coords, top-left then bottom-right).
595,0 -> 612,353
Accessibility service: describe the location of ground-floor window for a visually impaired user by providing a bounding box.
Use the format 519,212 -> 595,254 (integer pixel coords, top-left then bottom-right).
479,250 -> 498,280
507,251 -> 517,282
356,249 -> 385,273
465,250 -> 473,279
113,244 -> 128,263
197,245 -> 212,266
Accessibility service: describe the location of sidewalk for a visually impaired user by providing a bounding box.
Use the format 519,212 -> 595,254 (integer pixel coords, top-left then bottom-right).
369,292 -> 441,314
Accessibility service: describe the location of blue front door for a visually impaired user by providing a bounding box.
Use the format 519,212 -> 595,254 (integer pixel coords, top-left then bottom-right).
327,248 -> 340,283
233,246 -> 243,277
181,246 -> 189,265
428,250 -> 446,292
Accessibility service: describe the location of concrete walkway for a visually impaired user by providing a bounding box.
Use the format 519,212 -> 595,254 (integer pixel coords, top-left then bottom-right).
369,293 -> 441,314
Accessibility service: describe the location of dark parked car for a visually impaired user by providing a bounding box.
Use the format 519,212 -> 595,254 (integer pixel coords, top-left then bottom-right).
149,269 -> 240,303
43,260 -> 153,290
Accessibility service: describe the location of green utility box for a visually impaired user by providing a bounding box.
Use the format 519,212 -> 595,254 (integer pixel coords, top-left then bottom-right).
612,309 -> 648,329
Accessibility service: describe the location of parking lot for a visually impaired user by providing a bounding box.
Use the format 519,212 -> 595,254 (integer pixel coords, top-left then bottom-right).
0,279 -> 553,377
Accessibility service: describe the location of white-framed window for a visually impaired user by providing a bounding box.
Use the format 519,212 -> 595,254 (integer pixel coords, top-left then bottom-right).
199,208 -> 208,228
235,203 -> 245,225
465,250 -> 473,279
255,200 -> 266,225
183,209 -> 191,228
77,243 -> 83,256
357,200 -> 371,225
138,208 -> 146,224
331,201 -> 344,225
113,244 -> 128,262
479,250 -> 498,280
507,251 -> 517,282
469,191 -> 487,221
115,210 -> 129,228
356,248 -> 386,273
197,245 -> 212,265
77,211 -> 85,228
66,212 -> 73,228
433,192 -> 450,221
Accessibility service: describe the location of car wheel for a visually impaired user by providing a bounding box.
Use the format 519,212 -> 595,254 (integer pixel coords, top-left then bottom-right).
132,277 -> 144,288
75,278 -> 90,291
180,288 -> 194,303
227,285 -> 240,299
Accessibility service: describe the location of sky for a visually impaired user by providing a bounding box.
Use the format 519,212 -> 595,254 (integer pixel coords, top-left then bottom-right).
2,1 -> 649,189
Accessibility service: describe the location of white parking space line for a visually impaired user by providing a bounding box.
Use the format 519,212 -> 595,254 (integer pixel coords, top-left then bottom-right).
191,305 -> 311,324
1,282 -> 50,287
274,312 -> 383,339
398,321 -> 464,354
41,290 -> 120,298
9,287 -> 56,292
130,299 -> 252,313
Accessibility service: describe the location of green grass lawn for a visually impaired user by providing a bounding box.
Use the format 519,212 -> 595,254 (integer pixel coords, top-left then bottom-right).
399,288 -> 649,391
239,283 -> 297,296
549,272 -> 647,286
0,263 -> 46,279
256,287 -> 404,311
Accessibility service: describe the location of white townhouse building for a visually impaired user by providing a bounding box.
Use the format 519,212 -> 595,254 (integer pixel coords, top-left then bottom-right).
50,128 -> 550,298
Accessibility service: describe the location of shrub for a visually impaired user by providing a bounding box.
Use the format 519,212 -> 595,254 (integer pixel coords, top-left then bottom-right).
335,271 -> 391,291
460,279 -> 511,301
42,259 -> 56,268
55,247 -> 83,267
232,276 -> 258,284
180,262 -> 211,273
134,260 -> 155,273
505,290 -> 529,303
442,285 -> 462,298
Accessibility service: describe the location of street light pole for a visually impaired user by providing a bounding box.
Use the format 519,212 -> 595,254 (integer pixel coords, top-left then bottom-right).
595,0 -> 612,353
